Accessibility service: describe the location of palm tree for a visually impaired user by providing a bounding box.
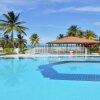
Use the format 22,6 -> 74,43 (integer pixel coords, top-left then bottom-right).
78,30 -> 85,38
0,38 -> 5,49
0,11 -> 27,48
30,33 -> 39,47
57,34 -> 65,39
85,30 -> 97,40
67,25 -> 80,37
3,35 -> 11,48
0,35 -> 11,48
16,34 -> 27,49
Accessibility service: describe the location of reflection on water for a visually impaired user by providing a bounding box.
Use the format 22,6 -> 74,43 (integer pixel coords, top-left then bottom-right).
0,58 -> 27,86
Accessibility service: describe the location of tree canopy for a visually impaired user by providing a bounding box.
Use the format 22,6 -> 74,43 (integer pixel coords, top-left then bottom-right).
57,25 -> 98,40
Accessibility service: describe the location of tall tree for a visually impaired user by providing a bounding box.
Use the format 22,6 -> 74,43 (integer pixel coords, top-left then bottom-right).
85,30 -> 97,40
57,34 -> 65,39
0,35 -> 11,48
3,35 -> 10,48
78,30 -> 85,38
30,33 -> 39,47
67,25 -> 80,37
0,38 -> 5,49
16,34 -> 27,49
0,11 -> 27,48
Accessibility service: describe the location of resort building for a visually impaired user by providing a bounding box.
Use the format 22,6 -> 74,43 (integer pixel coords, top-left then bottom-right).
47,36 -> 100,55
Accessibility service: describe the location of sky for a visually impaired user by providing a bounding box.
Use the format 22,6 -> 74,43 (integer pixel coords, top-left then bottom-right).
0,0 -> 100,44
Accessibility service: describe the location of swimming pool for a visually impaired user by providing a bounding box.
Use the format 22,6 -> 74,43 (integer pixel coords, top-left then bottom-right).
0,56 -> 100,100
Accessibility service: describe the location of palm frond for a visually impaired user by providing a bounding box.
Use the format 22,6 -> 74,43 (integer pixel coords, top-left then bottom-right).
20,30 -> 27,35
0,23 -> 10,26
3,14 -> 10,21
18,26 -> 28,30
0,20 -> 8,23
8,11 -> 15,21
4,30 -> 11,35
15,13 -> 20,22
15,21 -> 26,25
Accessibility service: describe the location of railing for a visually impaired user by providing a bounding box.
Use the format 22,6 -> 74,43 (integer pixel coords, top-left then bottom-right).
29,47 -> 85,55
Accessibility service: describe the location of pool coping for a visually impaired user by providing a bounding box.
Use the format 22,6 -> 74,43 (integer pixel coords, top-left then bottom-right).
0,54 -> 100,58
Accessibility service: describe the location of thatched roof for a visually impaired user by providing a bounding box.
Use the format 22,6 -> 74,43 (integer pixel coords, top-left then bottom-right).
47,36 -> 100,44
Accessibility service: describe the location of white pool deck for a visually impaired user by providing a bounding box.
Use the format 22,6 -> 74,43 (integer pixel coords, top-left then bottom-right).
0,54 -> 100,58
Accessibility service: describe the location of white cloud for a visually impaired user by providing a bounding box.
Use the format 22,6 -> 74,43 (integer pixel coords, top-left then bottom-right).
76,6 -> 100,12
0,0 -> 38,15
0,0 -> 98,15
44,6 -> 100,14
0,0 -> 67,6
0,0 -> 32,6
94,22 -> 100,26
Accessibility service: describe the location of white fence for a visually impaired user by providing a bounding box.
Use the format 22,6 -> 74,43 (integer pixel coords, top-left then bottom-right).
29,47 -> 85,55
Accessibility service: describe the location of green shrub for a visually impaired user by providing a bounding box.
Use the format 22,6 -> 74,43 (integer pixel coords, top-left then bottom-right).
3,48 -> 14,54
88,47 -> 99,53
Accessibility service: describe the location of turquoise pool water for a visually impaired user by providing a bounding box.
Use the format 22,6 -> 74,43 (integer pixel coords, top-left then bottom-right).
0,57 -> 100,100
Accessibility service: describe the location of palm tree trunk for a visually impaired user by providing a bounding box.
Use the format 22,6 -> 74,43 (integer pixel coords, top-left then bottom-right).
11,30 -> 13,41
19,41 -> 21,49
11,31 -> 14,48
